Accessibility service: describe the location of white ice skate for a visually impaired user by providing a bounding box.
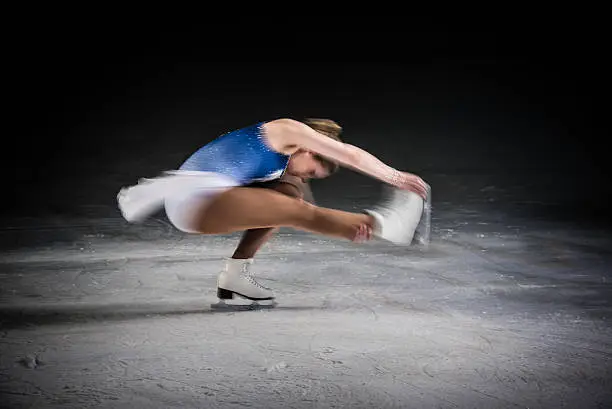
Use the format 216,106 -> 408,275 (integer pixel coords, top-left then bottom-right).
212,258 -> 277,310
365,186 -> 430,245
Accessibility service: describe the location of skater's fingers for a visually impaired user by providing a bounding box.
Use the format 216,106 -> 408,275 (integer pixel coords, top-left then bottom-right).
415,177 -> 428,192
400,182 -> 420,197
353,224 -> 373,243
405,175 -> 428,198
353,224 -> 364,242
416,179 -> 429,197
397,173 -> 429,199
408,182 -> 428,199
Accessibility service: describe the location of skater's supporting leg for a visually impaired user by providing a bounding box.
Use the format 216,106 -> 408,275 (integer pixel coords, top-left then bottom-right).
222,178 -> 313,302
231,181 -> 302,259
232,228 -> 278,259
195,187 -> 373,242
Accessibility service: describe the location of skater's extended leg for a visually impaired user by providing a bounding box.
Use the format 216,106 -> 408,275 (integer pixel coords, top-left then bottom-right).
196,187 -> 373,242
184,178 -> 424,304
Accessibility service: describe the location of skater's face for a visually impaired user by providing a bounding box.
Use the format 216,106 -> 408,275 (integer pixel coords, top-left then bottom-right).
287,150 -> 332,180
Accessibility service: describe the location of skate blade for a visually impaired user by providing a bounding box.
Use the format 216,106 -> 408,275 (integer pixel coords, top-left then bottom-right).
210,300 -> 278,311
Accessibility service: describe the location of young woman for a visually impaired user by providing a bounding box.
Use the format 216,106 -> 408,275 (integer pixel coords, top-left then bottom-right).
117,118 -> 430,302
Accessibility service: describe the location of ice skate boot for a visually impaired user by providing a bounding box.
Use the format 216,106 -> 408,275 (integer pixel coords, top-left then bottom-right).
212,258 -> 277,310
365,185 -> 430,245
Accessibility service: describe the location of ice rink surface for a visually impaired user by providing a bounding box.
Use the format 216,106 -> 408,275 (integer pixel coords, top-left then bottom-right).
1,185 -> 611,408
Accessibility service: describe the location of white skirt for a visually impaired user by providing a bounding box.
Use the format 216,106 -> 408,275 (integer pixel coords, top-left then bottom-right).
117,171 -> 240,233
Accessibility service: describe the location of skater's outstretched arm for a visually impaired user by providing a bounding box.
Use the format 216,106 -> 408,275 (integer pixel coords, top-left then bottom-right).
263,118 -> 428,199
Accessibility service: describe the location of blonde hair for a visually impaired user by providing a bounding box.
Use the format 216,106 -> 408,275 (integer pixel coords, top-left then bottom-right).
302,118 -> 342,174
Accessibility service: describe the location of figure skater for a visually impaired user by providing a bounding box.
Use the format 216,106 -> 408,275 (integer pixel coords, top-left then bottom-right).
117,118 -> 430,303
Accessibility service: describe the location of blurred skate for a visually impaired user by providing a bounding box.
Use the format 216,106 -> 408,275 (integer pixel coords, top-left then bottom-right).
365,185 -> 431,246
412,185 -> 431,247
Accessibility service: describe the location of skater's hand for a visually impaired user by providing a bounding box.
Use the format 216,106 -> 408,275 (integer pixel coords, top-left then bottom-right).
393,171 -> 429,199
353,223 -> 373,243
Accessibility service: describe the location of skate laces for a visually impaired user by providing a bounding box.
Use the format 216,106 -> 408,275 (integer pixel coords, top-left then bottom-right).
242,264 -> 268,290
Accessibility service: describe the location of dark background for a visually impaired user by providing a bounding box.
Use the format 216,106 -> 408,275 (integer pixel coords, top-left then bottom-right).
3,21 -> 608,227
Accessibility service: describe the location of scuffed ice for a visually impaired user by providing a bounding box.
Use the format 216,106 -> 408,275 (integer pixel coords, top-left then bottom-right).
0,204 -> 611,409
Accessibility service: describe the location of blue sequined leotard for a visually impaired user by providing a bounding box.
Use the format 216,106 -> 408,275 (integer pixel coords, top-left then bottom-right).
179,122 -> 290,184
